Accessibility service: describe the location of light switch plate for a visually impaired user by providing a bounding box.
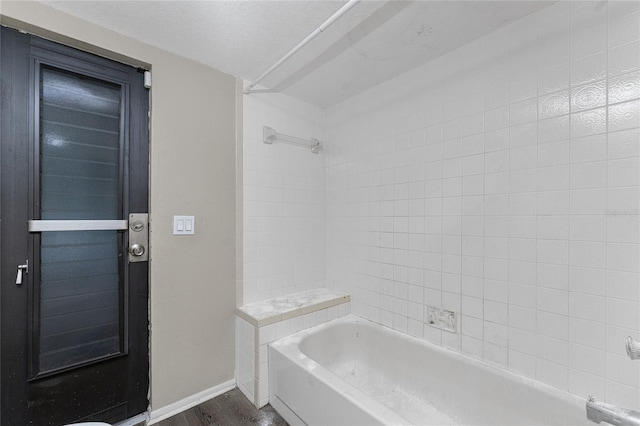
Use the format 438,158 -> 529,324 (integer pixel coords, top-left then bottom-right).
173,215 -> 195,235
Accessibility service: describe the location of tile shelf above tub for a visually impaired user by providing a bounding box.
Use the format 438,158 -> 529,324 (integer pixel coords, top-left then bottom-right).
236,288 -> 350,328
236,288 -> 351,408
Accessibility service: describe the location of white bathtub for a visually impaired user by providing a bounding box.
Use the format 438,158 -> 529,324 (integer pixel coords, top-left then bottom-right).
269,315 -> 589,426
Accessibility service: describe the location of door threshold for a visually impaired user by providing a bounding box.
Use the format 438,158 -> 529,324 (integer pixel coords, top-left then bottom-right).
113,412 -> 149,426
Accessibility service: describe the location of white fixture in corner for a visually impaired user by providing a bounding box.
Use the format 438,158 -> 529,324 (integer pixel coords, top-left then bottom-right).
143,70 -> 152,89
173,215 -> 195,235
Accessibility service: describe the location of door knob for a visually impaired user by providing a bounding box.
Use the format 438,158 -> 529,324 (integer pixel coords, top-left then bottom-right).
626,336 -> 640,360
129,243 -> 145,257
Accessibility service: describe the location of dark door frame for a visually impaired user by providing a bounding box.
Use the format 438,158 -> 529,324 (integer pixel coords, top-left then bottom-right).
0,26 -> 150,425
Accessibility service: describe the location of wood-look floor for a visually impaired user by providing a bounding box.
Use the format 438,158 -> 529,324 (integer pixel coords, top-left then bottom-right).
153,388 -> 288,426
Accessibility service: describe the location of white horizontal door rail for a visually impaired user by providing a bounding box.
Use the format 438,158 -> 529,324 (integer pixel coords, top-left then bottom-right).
28,220 -> 128,232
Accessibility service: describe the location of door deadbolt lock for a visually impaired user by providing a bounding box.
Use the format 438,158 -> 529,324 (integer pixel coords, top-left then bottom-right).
129,243 -> 145,257
130,220 -> 145,232
128,213 -> 149,262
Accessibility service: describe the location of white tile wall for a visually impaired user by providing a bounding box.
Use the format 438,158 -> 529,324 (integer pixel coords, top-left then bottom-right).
242,90 -> 327,303
325,1 -> 640,408
235,316 -> 255,403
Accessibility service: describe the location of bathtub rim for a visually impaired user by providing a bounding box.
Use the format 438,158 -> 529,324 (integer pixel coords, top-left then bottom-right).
269,329 -> 409,425
269,314 -> 587,424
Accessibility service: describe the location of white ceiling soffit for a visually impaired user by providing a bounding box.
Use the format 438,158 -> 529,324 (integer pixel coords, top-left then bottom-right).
39,1 -> 553,108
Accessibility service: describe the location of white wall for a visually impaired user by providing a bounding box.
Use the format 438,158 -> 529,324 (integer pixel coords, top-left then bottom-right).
326,1 -> 640,409
242,90 -> 326,304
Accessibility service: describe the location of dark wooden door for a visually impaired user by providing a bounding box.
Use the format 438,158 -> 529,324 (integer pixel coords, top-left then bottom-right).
0,27 -> 149,425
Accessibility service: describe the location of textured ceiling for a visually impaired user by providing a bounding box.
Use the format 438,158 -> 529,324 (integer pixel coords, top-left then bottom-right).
39,0 -> 553,107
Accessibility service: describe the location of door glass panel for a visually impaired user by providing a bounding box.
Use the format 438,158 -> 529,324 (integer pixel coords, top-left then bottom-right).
38,67 -> 123,373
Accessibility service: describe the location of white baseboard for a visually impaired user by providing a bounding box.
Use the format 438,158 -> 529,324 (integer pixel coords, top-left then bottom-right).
148,379 -> 236,424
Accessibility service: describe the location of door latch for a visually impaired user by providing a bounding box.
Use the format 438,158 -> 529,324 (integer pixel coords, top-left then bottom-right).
16,260 -> 29,285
